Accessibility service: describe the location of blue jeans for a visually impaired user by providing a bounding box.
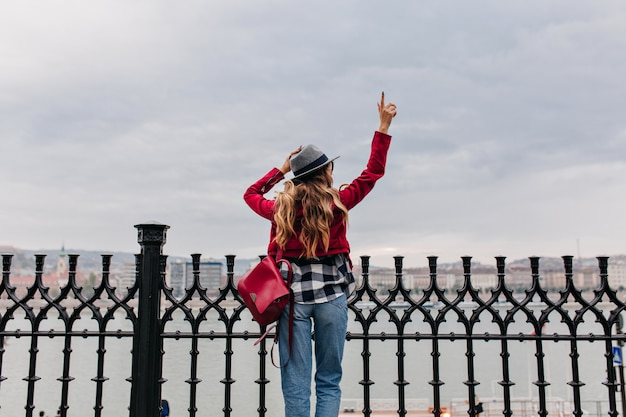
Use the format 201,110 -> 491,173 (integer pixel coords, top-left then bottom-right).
278,294 -> 348,417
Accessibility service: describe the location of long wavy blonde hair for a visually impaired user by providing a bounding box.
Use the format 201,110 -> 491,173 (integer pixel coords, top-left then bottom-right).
274,166 -> 349,258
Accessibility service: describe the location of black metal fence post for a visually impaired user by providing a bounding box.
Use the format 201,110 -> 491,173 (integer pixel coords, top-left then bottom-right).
130,222 -> 169,417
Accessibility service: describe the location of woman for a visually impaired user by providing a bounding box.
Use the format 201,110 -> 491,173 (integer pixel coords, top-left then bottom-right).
244,93 -> 397,417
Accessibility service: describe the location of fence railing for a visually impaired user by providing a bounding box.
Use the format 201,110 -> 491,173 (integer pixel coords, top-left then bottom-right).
1,223 -> 625,417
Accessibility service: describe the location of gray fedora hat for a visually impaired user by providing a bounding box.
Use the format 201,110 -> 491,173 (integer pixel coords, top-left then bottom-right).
290,144 -> 340,180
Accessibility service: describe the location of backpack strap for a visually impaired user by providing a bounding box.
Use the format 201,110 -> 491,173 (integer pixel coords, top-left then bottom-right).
271,256 -> 294,368
252,249 -> 294,368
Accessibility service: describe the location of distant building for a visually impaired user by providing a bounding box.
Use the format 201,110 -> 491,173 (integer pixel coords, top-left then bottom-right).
167,259 -> 224,298
543,270 -> 562,289
57,245 -> 69,287
368,271 -> 402,291
169,260 -> 186,298
470,273 -> 497,291
351,265 -> 457,292
116,262 -> 137,297
608,260 -> 626,290
194,260 -> 223,295
412,273 -> 457,290
534,263 -> 600,290
504,266 -> 533,289
578,266 -> 600,289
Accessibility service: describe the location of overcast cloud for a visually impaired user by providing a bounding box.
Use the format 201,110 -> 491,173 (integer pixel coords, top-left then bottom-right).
1,1 -> 625,267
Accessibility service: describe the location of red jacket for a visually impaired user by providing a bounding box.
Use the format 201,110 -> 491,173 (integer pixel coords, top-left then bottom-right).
244,131 -> 392,259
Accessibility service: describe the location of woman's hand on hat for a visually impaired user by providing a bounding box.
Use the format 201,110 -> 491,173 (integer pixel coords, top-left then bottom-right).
280,146 -> 302,174
377,91 -> 397,134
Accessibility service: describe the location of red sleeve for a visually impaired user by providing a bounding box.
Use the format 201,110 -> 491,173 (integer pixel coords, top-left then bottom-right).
243,168 -> 285,220
339,131 -> 392,210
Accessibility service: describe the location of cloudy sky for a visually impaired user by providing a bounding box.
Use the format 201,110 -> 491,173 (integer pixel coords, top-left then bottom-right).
1,1 -> 625,268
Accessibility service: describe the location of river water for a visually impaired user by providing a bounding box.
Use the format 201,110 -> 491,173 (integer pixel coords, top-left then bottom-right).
0,304 -> 619,416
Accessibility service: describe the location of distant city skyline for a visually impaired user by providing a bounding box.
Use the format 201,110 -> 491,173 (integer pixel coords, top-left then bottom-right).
3,244 -> 625,271
4,246 -> 626,300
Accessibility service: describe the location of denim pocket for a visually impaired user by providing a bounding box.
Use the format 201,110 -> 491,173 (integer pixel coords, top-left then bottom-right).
328,294 -> 348,312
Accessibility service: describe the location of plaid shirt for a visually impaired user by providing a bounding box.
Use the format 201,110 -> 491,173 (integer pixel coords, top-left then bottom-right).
280,254 -> 355,304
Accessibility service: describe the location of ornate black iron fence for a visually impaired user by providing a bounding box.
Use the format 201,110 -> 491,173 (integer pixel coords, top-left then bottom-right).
1,223 -> 625,417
